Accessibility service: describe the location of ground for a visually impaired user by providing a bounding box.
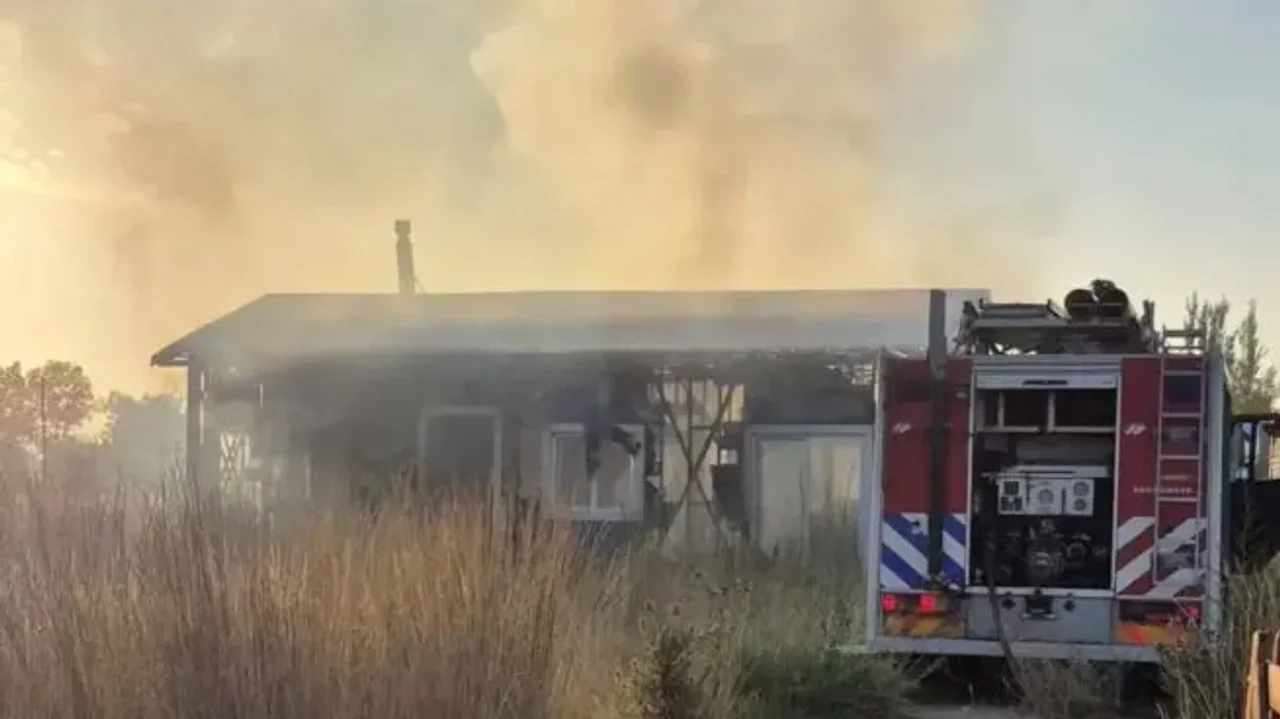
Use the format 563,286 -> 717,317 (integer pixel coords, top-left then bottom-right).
914,709 -> 1023,719
913,707 -> 1140,719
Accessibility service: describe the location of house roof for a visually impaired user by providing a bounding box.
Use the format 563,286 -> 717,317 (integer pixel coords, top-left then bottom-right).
150,288 -> 992,369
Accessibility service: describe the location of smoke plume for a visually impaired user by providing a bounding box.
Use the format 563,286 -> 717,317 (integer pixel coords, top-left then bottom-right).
0,0 -> 1050,389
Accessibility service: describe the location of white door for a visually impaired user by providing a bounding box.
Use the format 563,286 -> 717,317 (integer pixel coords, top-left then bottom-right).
807,436 -> 863,560
756,438 -> 810,557
750,427 -> 869,563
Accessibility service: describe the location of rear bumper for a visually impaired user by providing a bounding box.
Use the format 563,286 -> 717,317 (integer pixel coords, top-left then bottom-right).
868,636 -> 1160,664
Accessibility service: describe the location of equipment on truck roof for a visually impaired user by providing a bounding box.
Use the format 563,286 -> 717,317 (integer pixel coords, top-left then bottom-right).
954,279 -> 1160,355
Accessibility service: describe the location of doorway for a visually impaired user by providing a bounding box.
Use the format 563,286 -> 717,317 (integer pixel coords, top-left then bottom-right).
418,407 -> 503,503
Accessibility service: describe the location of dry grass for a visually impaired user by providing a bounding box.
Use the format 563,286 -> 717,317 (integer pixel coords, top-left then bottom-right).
1009,658 -> 1120,719
1159,562 -> 1280,719
1000,564 -> 1280,719
0,481 -> 910,719
0,488 -> 627,719
618,536 -> 915,719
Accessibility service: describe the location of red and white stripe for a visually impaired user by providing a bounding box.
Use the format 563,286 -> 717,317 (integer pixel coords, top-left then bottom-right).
1115,516 -> 1156,595
1115,516 -> 1206,597
1149,517 -> 1207,598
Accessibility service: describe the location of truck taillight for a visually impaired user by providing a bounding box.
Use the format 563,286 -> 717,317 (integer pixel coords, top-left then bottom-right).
1181,602 -> 1202,624
881,593 -> 947,615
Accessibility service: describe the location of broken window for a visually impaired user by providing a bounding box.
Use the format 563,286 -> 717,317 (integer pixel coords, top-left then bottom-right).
549,430 -> 640,521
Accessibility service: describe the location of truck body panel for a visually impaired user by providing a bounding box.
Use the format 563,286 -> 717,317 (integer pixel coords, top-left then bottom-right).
879,358 -> 970,592
1115,357 -> 1161,599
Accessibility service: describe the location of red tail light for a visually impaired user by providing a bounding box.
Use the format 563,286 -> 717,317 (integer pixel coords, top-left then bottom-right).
918,594 -> 940,614
1181,602 -> 1202,624
881,594 -> 900,613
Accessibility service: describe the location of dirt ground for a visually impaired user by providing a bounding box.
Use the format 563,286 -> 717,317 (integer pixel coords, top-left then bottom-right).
913,708 -> 1025,719
913,707 -> 1139,719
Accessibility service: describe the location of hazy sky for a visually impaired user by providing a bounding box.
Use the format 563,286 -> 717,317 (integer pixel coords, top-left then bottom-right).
972,0 -> 1280,310
886,0 -> 1280,349
2,0 -> 1279,392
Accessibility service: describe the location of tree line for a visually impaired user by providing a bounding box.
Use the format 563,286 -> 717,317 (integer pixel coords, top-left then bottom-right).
1184,295 -> 1278,413
0,361 -> 184,493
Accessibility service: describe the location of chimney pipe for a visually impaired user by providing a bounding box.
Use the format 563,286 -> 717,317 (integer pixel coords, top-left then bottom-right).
394,219 -> 416,295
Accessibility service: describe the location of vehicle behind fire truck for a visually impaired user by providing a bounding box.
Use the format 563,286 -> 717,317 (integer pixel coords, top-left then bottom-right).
865,281 -> 1236,663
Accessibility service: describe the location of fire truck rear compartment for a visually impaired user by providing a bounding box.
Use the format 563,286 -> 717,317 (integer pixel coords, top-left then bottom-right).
964,385 -> 1120,644
969,387 -> 1118,593
873,283 -> 1225,660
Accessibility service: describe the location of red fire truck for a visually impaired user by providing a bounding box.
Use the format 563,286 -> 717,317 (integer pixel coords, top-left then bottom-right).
864,280 -> 1268,663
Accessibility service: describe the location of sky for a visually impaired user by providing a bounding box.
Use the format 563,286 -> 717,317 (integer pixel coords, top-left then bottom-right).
972,0 -> 1280,309
896,0 -> 1280,336
2,0 -> 1279,393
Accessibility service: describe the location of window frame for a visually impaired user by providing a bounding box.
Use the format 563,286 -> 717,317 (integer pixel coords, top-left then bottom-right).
541,423 -> 645,522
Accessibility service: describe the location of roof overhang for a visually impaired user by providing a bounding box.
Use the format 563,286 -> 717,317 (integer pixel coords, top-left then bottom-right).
151,288 -> 992,370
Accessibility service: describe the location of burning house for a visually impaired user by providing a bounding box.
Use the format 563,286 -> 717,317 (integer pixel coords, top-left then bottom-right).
150,221 -> 988,556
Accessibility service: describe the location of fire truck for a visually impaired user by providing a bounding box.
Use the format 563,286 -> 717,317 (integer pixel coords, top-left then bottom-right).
865,280 -> 1277,663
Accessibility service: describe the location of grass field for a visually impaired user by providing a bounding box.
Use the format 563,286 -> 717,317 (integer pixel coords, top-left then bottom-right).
0,479 -> 1272,719
0,483 -> 913,719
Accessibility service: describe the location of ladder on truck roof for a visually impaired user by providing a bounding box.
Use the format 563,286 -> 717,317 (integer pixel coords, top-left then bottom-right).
1150,352 -> 1208,597
1162,327 -> 1207,355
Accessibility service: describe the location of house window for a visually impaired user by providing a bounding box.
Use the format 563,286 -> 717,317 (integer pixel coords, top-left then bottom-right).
545,426 -> 643,521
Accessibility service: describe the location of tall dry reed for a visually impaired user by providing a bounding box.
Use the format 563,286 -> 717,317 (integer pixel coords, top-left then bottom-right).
0,486 -> 627,719
0,478 -> 907,719
1160,561 -> 1280,719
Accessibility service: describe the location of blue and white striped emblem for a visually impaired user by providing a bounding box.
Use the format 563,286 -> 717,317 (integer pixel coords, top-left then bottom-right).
879,512 -> 967,590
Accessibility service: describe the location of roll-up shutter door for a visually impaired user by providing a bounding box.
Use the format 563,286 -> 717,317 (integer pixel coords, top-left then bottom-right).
973,360 -> 1120,390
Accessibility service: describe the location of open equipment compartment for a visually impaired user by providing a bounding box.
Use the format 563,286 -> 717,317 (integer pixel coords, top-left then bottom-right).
969,381 -> 1119,592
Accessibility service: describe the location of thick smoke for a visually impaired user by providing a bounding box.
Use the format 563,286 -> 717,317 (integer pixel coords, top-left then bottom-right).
470,0 -> 985,288
0,0 -> 1048,389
